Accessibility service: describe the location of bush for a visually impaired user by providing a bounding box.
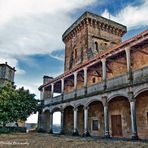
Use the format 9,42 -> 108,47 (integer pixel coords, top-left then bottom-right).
0,127 -> 26,134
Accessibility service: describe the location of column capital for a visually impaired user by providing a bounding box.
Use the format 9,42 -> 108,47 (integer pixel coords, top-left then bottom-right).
101,58 -> 106,63
83,106 -> 89,110
73,107 -> 78,111
128,91 -> 136,102
83,67 -> 88,71
125,47 -> 130,52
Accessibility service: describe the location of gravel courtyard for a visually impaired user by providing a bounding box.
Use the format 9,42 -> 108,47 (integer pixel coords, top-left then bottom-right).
0,133 -> 148,148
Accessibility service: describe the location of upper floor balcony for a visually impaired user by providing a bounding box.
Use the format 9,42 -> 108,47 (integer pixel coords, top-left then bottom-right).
39,29 -> 148,106
43,66 -> 148,106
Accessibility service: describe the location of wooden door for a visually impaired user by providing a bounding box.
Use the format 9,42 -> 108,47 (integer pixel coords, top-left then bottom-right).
111,115 -> 122,137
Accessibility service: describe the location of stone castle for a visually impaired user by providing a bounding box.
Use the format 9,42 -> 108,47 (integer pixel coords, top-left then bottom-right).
38,12 -> 148,139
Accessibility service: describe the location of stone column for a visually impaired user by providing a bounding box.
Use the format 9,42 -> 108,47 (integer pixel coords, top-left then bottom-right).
60,109 -> 64,134
74,72 -> 78,90
73,108 -> 79,135
128,92 -> 138,139
102,96 -> 110,138
83,106 -> 90,137
51,83 -> 54,98
83,67 -> 87,95
125,47 -> 132,81
61,78 -> 64,94
49,112 -> 53,134
101,58 -> 107,89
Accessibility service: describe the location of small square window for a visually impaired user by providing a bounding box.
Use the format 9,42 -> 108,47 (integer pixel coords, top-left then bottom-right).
92,120 -> 98,131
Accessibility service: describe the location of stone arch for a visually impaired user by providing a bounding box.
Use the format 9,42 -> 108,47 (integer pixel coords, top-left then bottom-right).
64,105 -> 74,135
87,100 -> 104,137
135,88 -> 148,139
108,93 -> 129,103
41,108 -> 50,132
85,98 -> 102,107
63,104 -> 74,110
51,106 -> 61,113
75,103 -> 84,108
134,87 -> 148,98
42,107 -> 50,113
108,95 -> 131,138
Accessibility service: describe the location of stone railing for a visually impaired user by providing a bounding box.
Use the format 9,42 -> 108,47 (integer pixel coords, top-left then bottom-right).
44,66 -> 148,106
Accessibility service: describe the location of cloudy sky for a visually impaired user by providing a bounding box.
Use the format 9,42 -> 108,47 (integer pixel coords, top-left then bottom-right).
0,0 -> 148,123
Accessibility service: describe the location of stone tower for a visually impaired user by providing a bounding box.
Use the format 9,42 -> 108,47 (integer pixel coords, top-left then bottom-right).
0,62 -> 15,87
62,11 -> 127,71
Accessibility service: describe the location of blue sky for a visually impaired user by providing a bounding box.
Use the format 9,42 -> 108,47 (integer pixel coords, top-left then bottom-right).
0,0 -> 147,123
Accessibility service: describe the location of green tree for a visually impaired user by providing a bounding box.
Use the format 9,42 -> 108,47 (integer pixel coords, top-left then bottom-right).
0,83 -> 39,126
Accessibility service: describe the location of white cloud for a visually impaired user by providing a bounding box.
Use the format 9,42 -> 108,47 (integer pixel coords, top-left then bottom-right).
102,0 -> 148,30
0,0 -> 96,73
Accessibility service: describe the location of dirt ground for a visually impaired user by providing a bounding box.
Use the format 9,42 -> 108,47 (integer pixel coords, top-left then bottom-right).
0,133 -> 148,148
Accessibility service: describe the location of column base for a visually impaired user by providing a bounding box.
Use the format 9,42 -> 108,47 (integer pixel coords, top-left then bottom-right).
72,130 -> 79,136
83,131 -> 90,137
49,129 -> 53,134
131,135 -> 138,140
104,134 -> 110,138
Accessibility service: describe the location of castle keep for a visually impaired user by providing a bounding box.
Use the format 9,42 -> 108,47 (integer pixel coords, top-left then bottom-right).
38,12 -> 148,139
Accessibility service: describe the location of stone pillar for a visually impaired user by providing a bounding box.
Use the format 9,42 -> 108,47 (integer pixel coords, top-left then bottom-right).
101,58 -> 107,89
83,67 -> 87,95
61,78 -> 64,94
102,96 -> 110,138
41,87 -> 45,100
125,47 -> 132,81
74,72 -> 78,90
49,112 -> 53,133
83,106 -> 90,137
73,108 -> 79,135
51,83 -> 54,98
60,109 -> 64,134
128,92 -> 138,139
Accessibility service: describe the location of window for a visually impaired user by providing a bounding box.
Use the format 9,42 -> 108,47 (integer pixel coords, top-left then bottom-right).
92,120 -> 99,130
94,42 -> 98,52
92,77 -> 96,83
147,112 -> 148,124
75,49 -> 77,58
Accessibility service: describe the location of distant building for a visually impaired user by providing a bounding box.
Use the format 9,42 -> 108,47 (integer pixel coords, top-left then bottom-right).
0,62 -> 15,87
38,12 -> 148,140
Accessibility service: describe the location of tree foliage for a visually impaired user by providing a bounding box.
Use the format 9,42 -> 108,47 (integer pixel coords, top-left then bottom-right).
0,83 -> 39,126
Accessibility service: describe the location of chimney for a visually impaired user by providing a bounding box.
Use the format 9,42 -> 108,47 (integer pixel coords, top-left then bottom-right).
43,75 -> 53,84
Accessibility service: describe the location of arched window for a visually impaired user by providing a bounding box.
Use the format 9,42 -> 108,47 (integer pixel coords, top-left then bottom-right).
94,42 -> 98,52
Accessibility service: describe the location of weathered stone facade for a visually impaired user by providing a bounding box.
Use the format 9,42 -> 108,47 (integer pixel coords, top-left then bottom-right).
0,62 -> 15,87
38,12 -> 148,140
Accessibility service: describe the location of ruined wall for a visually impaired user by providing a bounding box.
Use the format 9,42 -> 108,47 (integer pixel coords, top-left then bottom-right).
108,97 -> 131,138
64,107 -> 73,134
88,102 -> 104,136
136,91 -> 148,139
131,45 -> 148,71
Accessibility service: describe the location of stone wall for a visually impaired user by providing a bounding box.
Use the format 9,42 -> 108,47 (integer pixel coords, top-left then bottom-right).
136,91 -> 148,139
88,101 -> 104,136
64,106 -> 73,134
132,45 -> 148,71
108,97 -> 131,138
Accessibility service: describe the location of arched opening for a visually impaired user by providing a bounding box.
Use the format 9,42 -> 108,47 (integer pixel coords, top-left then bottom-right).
77,105 -> 84,135
42,110 -> 50,132
64,106 -> 74,135
53,111 -> 61,134
108,96 -> 131,138
94,42 -> 98,52
88,101 -> 104,136
136,90 -> 148,139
